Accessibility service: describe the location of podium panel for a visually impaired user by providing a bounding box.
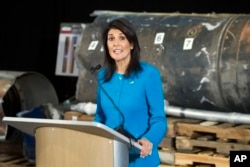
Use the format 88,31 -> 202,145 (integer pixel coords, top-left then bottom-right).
36,127 -> 115,167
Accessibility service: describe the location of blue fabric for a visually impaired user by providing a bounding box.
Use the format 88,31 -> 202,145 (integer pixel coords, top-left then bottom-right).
17,106 -> 47,162
94,61 -> 168,167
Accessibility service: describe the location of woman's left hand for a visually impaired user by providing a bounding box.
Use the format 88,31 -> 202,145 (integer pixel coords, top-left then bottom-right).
137,138 -> 153,158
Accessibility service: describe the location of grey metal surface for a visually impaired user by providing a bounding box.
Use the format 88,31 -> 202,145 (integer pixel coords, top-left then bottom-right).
75,10 -> 250,114
167,105 -> 250,124
113,140 -> 129,167
0,71 -> 59,140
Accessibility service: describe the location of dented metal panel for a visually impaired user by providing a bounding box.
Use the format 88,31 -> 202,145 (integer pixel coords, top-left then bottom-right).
76,11 -> 250,113
0,71 -> 58,140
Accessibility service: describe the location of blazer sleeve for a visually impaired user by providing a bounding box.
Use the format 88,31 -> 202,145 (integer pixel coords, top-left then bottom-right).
142,66 -> 168,146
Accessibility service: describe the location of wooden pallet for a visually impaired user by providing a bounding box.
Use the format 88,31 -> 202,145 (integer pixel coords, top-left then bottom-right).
175,120 -> 250,155
0,154 -> 35,167
159,117 -> 241,167
0,141 -> 23,155
159,116 -> 201,150
159,165 -> 192,167
175,135 -> 250,155
159,148 -> 229,167
176,120 -> 250,141
175,150 -> 229,167
159,148 -> 176,165
159,136 -> 175,150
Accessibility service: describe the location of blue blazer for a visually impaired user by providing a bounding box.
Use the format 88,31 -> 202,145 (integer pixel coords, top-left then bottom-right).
94,61 -> 168,167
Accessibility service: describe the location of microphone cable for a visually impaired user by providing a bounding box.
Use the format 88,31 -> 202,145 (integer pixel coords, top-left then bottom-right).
90,64 -> 136,149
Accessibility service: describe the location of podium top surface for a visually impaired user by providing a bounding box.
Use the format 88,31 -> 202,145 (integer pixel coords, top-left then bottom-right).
3,117 -> 141,151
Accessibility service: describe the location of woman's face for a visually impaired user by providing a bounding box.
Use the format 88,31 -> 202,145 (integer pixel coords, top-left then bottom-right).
107,28 -> 133,63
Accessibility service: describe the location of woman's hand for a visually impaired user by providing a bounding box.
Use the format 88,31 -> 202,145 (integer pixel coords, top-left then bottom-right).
137,138 -> 153,158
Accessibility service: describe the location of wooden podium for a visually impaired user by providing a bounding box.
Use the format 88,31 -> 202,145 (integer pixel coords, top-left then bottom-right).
3,117 -> 141,167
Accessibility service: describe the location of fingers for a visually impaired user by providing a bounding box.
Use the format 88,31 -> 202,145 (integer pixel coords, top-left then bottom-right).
138,138 -> 153,158
140,145 -> 152,158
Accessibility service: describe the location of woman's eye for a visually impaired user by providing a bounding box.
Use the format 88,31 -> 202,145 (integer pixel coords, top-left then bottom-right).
108,37 -> 114,41
120,36 -> 126,40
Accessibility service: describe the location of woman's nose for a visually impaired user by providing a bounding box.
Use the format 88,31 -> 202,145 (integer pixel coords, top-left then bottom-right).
113,39 -> 120,46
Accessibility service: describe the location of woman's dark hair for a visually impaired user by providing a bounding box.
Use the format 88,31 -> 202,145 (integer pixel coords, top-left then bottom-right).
102,17 -> 142,81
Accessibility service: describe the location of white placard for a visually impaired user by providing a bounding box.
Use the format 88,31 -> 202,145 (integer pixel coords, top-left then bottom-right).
154,32 -> 165,44
88,41 -> 99,50
183,38 -> 194,50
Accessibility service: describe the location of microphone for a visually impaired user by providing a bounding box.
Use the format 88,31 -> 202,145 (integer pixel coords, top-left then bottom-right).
90,65 -> 136,141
